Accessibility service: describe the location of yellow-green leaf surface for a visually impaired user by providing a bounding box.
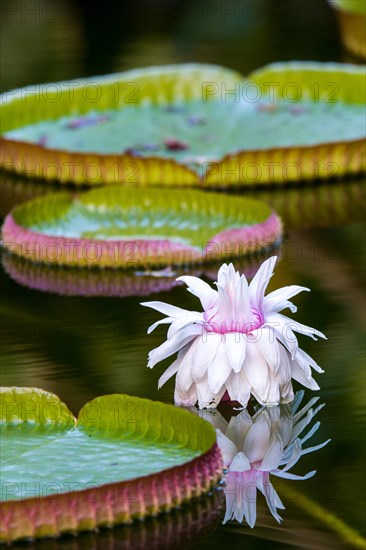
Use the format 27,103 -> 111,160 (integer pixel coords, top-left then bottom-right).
0,387 -> 217,502
1,62 -> 364,185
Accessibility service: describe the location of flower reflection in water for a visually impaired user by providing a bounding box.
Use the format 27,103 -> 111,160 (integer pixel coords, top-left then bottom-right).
198,391 -> 330,528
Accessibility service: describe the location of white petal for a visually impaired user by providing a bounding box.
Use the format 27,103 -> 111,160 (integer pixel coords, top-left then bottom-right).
264,285 -> 310,314
276,313 -> 326,341
272,469 -> 316,480
216,429 -> 239,466
249,256 -> 277,307
243,341 -> 271,405
147,317 -> 173,334
258,475 -> 283,523
147,325 -> 202,368
255,327 -> 280,374
223,471 -> 239,523
265,313 -> 299,358
225,370 -> 251,408
176,275 -> 217,310
197,409 -> 228,433
207,340 -> 232,394
292,396 -> 320,424
225,333 -> 247,373
296,347 -> 324,374
191,332 -> 221,383
225,408 -> 253,449
301,439 -> 331,455
167,312 -> 204,339
291,359 -> 320,391
241,470 -> 257,528
217,263 -> 238,287
158,354 -> 183,388
141,300 -> 190,317
280,439 -> 303,472
235,274 -> 251,324
260,430 -> 284,471
243,412 -> 272,463
174,382 -> 198,407
213,284 -> 232,329
230,451 -> 251,472
175,338 -> 202,393
196,375 -> 219,409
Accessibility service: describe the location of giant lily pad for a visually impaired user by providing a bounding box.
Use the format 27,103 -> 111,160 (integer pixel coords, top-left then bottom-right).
1,187 -> 282,268
329,0 -> 366,58
1,62 -> 364,186
0,387 -> 222,542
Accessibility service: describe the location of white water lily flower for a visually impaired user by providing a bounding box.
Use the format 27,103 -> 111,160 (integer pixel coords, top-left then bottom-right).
201,391 -> 330,527
142,256 -> 326,409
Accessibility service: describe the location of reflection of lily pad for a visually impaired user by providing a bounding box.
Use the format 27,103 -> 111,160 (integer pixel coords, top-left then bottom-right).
1,187 -> 282,268
1,254 -> 181,297
21,491 -> 222,550
0,387 -> 222,542
243,179 -> 366,230
1,251 -> 276,297
1,63 -> 364,186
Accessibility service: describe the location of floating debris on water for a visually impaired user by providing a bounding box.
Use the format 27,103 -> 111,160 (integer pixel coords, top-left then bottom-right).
66,115 -> 109,129
164,137 -> 189,151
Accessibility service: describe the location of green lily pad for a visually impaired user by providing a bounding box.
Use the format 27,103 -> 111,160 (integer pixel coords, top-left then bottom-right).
0,387 -> 222,542
1,187 -> 282,268
1,62 -> 364,186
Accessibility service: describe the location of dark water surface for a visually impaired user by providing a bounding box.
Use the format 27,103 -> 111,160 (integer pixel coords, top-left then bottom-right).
1,1 -> 365,548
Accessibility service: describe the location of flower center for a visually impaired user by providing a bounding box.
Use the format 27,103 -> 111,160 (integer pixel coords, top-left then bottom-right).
204,307 -> 263,334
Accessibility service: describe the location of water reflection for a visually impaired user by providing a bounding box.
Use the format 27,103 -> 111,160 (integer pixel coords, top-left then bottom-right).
197,391 -> 330,528
1,170 -> 364,230
233,178 -> 366,230
1,250 -> 275,298
9,491 -> 223,550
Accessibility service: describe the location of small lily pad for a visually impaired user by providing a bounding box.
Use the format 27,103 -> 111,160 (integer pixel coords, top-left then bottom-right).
0,387 -> 222,542
1,187 -> 282,268
1,62 -> 364,186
